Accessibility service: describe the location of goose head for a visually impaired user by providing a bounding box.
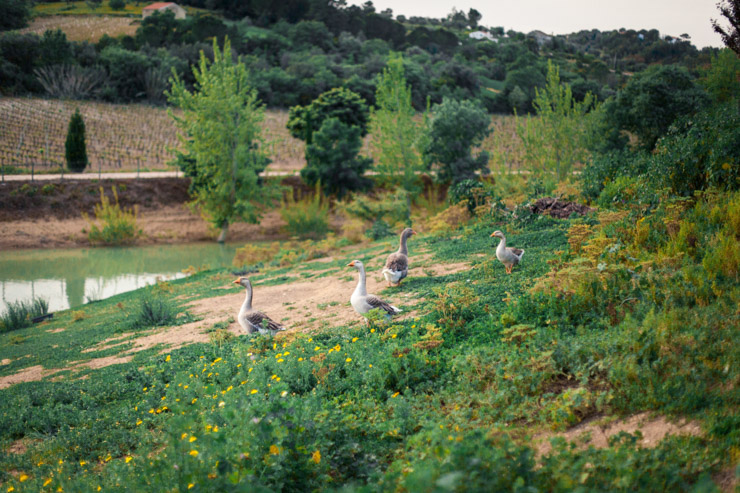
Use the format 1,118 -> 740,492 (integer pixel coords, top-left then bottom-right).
233,277 -> 251,288
401,228 -> 417,239
490,230 -> 505,239
347,260 -> 364,271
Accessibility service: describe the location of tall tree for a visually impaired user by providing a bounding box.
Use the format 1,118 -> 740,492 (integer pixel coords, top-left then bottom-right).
167,38 -> 274,243
65,108 -> 88,173
369,54 -> 426,197
516,60 -> 596,180
287,87 -> 369,145
712,0 -> 740,56
0,0 -> 30,31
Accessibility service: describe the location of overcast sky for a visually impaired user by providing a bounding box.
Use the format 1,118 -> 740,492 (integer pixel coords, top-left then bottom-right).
347,0 -> 726,49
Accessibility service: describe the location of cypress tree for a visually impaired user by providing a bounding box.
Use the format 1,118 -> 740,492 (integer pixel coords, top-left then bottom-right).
65,108 -> 88,173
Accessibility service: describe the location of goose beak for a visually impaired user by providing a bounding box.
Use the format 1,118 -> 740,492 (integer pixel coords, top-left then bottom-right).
347,261 -> 355,267
490,232 -> 496,237
411,230 -> 417,235
233,278 -> 241,284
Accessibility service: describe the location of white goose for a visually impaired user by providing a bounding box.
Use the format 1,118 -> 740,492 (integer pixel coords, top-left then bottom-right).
382,228 -> 416,287
490,230 -> 525,274
348,260 -> 401,319
233,277 -> 286,335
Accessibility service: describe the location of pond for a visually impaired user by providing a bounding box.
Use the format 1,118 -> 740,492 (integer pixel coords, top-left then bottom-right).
0,242 -> 242,315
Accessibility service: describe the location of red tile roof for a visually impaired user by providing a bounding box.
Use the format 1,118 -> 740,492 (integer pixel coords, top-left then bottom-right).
143,2 -> 176,10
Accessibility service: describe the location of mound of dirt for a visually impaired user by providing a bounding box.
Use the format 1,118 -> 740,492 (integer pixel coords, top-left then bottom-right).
530,197 -> 593,219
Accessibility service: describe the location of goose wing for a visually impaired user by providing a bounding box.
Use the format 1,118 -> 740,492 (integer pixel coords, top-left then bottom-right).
246,311 -> 285,333
385,252 -> 408,272
507,247 -> 524,257
366,295 -> 400,314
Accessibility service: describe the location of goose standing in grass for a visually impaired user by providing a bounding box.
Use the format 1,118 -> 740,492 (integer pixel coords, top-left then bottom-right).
348,260 -> 401,320
382,228 -> 416,287
490,230 -> 525,274
233,277 -> 286,335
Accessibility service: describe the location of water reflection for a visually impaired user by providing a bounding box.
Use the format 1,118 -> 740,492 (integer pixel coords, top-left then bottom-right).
0,243 -> 240,314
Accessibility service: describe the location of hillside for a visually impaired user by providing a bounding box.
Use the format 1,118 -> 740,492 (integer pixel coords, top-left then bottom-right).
0,191 -> 737,491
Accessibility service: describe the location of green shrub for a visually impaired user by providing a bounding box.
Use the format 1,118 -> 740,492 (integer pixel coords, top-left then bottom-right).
0,297 -> 49,332
83,187 -> 141,246
65,108 -> 88,173
128,296 -> 177,329
279,185 -> 329,239
109,0 -> 125,10
448,178 -> 492,213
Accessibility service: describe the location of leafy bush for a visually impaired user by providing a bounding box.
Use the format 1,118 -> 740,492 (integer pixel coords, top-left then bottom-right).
580,150 -> 651,201
447,178 -> 492,213
83,187 -> 141,246
287,87 -> 369,145
0,297 -> 48,333
109,0 -> 125,10
651,104 -> 740,196
422,97 -> 491,184
279,185 -> 330,239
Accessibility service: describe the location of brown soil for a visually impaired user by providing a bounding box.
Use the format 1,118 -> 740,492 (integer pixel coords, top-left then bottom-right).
533,412 -> 703,457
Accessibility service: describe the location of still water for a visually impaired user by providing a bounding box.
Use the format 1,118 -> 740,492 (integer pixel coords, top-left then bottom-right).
0,243 -> 241,314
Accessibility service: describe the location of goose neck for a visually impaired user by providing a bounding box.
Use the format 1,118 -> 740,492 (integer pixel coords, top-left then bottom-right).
354,265 -> 367,296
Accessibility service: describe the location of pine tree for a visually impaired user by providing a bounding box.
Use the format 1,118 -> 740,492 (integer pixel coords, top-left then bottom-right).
65,108 -> 88,173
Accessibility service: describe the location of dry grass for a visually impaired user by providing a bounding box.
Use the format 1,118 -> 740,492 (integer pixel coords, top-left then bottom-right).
20,15 -> 138,42
0,97 -> 526,173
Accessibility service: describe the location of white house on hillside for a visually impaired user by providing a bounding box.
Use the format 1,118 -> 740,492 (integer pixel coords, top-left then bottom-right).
469,31 -> 498,42
142,2 -> 186,19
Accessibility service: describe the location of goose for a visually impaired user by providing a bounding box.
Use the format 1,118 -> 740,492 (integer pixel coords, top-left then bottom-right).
490,230 -> 525,274
382,228 -> 416,287
348,260 -> 401,319
233,277 -> 286,335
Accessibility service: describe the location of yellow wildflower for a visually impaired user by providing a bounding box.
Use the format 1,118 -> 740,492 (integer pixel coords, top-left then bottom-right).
311,450 -> 321,464
44,479 -> 52,487
191,398 -> 197,404
352,337 -> 358,342
278,359 -> 284,363
189,436 -> 197,442
143,387 -> 147,392
213,426 -> 219,433
165,355 -> 171,362
218,401 -> 225,407
346,358 -> 352,362
269,445 -> 280,455
391,392 -> 400,398
136,419 -> 142,426
125,456 -> 132,463
370,329 -> 375,333
298,357 -> 304,362
181,433 -> 188,439
80,460 -> 87,466
391,334 -> 397,339
251,389 -> 258,394
188,484 -> 194,489
104,455 -> 112,462
189,450 -> 199,457
19,474 -> 29,482
226,385 -> 233,391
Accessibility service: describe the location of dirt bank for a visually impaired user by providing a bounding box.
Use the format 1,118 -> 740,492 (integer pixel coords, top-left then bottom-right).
0,177 -> 310,250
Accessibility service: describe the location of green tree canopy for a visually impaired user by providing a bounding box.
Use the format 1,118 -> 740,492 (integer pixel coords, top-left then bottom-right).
603,64 -> 709,150
0,0 -> 30,32
167,38 -> 274,243
301,117 -> 373,199
422,98 -> 491,184
287,87 -> 369,145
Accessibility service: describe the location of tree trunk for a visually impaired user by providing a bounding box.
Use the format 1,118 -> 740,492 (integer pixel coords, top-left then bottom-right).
217,221 -> 229,243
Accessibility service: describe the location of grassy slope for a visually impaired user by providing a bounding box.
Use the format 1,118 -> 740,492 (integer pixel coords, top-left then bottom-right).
1,194 -> 737,491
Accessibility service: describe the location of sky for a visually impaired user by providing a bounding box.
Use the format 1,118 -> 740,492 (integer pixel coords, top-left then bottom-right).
347,0 -> 726,49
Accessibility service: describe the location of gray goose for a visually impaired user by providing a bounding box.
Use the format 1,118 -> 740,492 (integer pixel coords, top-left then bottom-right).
348,260 -> 401,319
382,228 -> 416,287
233,277 -> 285,335
490,230 -> 524,274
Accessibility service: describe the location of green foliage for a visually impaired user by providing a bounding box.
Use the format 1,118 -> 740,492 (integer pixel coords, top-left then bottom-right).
65,108 -> 88,173
701,48 -> 740,103
128,296 -> 178,329
300,117 -> 373,199
108,0 -> 125,10
167,38 -> 275,242
370,54 -> 426,193
517,60 -> 597,180
602,64 -> 709,150
279,185 -> 330,239
580,150 -> 651,201
83,187 -> 141,246
0,0 -> 30,31
447,178 -> 492,213
651,104 -> 740,196
0,297 -> 48,333
287,87 -> 369,145
422,97 -> 491,184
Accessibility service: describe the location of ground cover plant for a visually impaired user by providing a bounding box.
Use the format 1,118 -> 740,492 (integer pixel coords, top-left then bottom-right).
1,185 -> 737,490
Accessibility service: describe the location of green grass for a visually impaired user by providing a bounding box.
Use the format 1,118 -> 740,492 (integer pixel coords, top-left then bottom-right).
0,193 -> 737,491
